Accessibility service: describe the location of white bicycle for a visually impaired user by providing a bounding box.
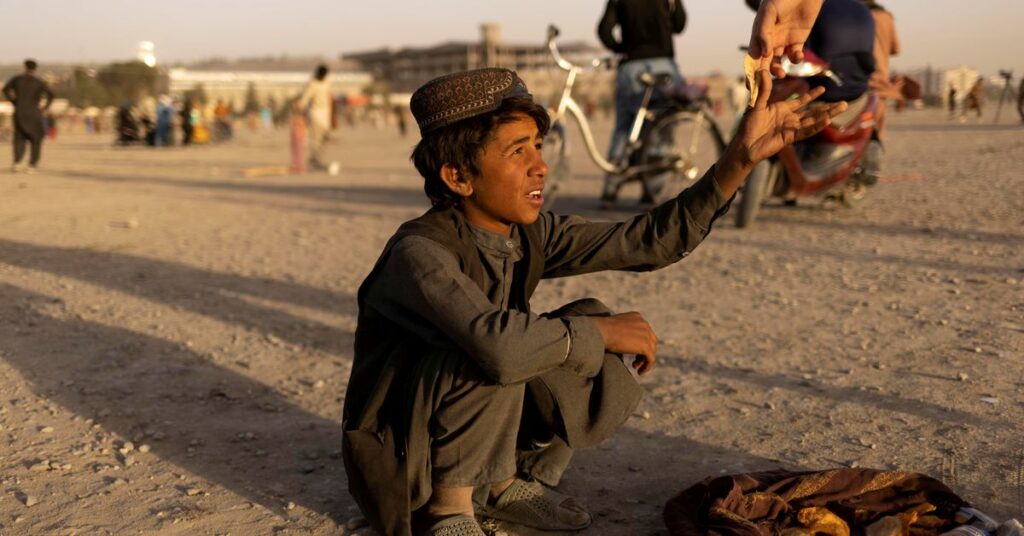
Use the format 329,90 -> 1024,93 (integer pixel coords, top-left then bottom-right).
542,24 -> 726,210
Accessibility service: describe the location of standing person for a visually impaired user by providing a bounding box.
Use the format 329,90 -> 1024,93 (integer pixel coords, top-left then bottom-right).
342,67 -> 845,536
213,99 -> 233,141
2,59 -> 54,173
860,0 -> 900,139
296,64 -> 333,171
289,102 -> 307,174
259,102 -> 274,134
1017,76 -> 1024,124
180,98 -> 194,145
394,105 -> 408,137
964,79 -> 984,120
597,0 -> 687,208
154,95 -> 173,146
948,84 -> 958,119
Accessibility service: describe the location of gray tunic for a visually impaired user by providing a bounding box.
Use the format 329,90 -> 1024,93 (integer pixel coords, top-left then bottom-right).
344,169 -> 732,535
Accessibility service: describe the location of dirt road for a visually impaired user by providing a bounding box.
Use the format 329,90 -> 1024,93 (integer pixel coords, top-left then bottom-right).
0,110 -> 1021,535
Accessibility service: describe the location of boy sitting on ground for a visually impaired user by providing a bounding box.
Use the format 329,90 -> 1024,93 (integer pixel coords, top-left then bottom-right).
342,67 -> 844,536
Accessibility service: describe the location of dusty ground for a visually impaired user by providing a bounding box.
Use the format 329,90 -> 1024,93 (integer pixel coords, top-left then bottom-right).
0,108 -> 1022,535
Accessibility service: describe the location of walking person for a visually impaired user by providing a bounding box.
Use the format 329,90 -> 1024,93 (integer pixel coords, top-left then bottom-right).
963,79 -> 984,120
3,59 -> 54,173
296,64 -> 334,171
597,0 -> 687,209
1017,76 -> 1024,124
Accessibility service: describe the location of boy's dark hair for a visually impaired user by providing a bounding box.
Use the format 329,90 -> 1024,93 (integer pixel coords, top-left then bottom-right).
24,59 -> 37,71
411,96 -> 550,208
314,64 -> 328,81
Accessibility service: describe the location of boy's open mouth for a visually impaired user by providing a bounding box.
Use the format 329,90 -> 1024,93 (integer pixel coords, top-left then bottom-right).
527,189 -> 544,205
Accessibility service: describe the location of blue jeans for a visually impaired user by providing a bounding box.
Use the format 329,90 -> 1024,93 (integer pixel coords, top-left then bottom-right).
602,57 -> 683,202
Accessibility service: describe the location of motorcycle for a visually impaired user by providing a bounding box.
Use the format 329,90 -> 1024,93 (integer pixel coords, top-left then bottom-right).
735,51 -> 882,228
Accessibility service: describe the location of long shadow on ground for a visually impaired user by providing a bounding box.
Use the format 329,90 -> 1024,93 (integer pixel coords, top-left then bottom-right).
0,239 -> 356,355
0,282 -> 351,525
53,169 -> 430,211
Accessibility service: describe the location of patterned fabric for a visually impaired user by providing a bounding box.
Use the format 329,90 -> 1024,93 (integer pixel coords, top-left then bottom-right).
663,468 -> 970,536
410,68 -> 531,134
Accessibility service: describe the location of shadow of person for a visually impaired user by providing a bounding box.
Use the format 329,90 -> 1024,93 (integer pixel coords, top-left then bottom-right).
0,282 -> 352,527
53,169 -> 432,212
0,238 -> 355,355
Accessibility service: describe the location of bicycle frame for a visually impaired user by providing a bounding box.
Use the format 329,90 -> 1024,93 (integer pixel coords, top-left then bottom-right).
546,34 -> 665,178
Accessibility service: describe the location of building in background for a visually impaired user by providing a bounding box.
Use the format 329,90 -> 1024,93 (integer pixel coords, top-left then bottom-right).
342,22 -> 615,106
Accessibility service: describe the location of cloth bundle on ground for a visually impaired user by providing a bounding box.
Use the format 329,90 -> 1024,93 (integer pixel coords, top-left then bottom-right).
664,468 -> 970,536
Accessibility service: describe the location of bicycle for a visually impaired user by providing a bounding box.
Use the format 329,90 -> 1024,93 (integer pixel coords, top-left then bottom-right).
541,24 -> 726,211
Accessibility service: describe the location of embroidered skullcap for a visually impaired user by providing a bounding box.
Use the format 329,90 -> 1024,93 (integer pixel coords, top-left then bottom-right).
410,68 -> 532,135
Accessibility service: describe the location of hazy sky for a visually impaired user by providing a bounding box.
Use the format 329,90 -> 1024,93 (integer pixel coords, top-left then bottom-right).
2,0 -> 1021,76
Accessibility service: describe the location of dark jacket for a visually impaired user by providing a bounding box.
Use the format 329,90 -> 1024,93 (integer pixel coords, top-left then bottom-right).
805,0 -> 877,102
598,0 -> 686,63
2,74 -> 54,136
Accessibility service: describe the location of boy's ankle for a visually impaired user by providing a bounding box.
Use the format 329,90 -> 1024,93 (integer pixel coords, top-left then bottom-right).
488,478 -> 516,502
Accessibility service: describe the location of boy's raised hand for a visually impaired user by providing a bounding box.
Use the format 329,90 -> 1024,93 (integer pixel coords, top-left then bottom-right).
736,69 -> 847,167
712,70 -> 846,199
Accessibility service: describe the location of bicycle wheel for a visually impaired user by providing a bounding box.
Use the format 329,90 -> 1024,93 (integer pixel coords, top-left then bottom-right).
540,123 -> 570,211
639,106 -> 726,204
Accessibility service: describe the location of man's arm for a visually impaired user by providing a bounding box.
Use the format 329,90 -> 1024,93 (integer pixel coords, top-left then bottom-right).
41,81 -> 54,110
670,0 -> 687,34
366,236 -> 607,384
889,13 -> 901,56
597,0 -> 621,52
295,82 -> 314,111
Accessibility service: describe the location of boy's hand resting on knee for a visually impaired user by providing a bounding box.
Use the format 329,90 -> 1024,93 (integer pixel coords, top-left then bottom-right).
590,312 -> 657,375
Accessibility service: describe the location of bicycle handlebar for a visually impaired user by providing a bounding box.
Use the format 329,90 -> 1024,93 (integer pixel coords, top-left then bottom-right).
547,24 -> 608,72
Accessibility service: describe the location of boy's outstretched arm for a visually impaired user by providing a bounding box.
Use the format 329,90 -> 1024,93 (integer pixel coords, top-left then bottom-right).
714,69 -> 847,199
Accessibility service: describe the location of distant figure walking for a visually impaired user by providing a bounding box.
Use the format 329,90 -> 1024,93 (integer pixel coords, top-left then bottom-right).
963,79 -> 984,120
2,59 -> 54,173
947,85 -> 957,119
296,64 -> 334,171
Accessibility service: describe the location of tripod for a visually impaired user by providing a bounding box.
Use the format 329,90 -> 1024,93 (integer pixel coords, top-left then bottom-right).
992,69 -> 1014,124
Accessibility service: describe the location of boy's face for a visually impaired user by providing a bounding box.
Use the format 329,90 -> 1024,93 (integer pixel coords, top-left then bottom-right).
458,114 -> 548,235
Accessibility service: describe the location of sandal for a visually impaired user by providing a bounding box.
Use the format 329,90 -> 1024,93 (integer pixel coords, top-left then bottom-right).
425,514 -> 485,536
481,478 -> 591,531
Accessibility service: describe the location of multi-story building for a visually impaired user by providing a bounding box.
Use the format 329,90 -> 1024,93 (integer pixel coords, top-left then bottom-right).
342,23 -> 615,105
